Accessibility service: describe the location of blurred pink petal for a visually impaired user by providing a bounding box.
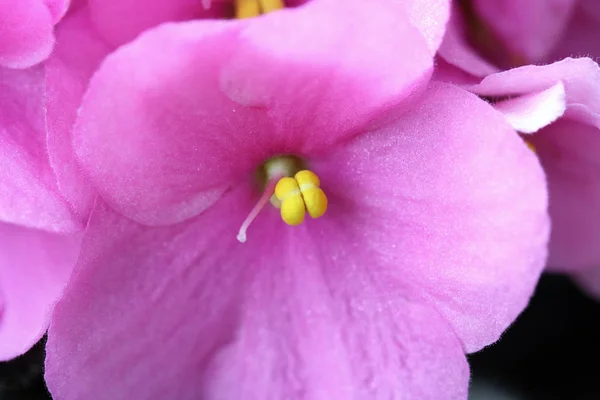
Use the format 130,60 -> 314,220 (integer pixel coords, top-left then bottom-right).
45,6 -> 111,221
0,66 -> 81,232
471,0 -> 577,62
469,58 -> 600,270
0,223 -> 80,360
72,1 -> 433,226
550,0 -> 600,61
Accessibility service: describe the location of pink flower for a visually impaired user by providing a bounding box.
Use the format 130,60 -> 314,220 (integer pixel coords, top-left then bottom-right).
41,1 -> 549,398
439,0 -> 600,74
460,57 -> 600,288
0,0 -> 71,68
0,65 -> 81,359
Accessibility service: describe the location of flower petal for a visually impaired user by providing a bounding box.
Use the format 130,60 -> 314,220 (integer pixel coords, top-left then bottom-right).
46,192 -> 469,399
471,0 -> 577,62
404,0 -> 450,54
0,0 -> 55,68
43,0 -> 71,23
88,0 -> 230,47
73,0 -> 434,226
550,0 -> 600,62
573,266 -> 600,301
45,6 -> 111,222
0,66 -> 81,232
313,82 -> 549,352
0,223 -> 80,360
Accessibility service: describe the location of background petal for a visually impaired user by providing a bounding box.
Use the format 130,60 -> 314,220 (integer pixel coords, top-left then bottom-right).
0,66 -> 81,233
313,82 -> 550,352
74,0 -> 434,226
0,223 -> 80,361
0,0 -> 54,68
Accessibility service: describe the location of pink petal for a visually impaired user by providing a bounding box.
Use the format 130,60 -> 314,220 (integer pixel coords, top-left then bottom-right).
0,66 -> 81,232
312,82 -> 549,352
437,3 -> 499,77
573,266 -> 600,300
0,222 -> 80,360
73,0 -> 434,226
468,58 -> 600,270
43,0 -> 71,23
45,6 -> 111,222
472,0 -> 577,62
494,82 -> 566,134
530,119 -> 600,270
46,193 -> 469,399
0,0 -> 55,68
550,0 -> 600,62
88,0 -> 231,47
404,0 -> 451,54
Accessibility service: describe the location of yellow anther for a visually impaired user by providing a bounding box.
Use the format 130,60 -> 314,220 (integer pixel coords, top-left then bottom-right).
235,0 -> 284,19
235,0 -> 260,19
259,0 -> 285,13
526,140 -> 536,153
274,170 -> 328,226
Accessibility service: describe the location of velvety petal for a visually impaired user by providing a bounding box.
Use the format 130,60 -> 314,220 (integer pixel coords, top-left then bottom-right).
0,222 -> 80,360
45,6 -> 111,221
73,0 -> 434,226
0,0 -> 55,68
46,192 -> 469,399
88,0 -> 231,48
0,66 -> 81,232
494,82 -> 566,134
312,82 -> 549,352
472,0 -> 577,62
437,3 -> 499,77
529,120 -> 600,270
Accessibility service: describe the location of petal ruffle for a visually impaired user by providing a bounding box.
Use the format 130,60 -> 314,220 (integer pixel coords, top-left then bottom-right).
0,223 -> 80,360
0,0 -> 55,68
46,192 -> 469,399
73,0 -> 434,226
0,66 -> 81,233
312,82 -> 549,352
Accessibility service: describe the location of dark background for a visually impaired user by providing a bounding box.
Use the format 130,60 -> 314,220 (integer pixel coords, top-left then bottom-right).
1,273 -> 599,400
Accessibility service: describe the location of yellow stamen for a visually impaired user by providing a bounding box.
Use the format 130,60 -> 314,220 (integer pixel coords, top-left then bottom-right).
259,0 -> 285,13
525,140 -> 536,153
275,170 -> 328,226
235,0 -> 284,19
235,0 -> 260,19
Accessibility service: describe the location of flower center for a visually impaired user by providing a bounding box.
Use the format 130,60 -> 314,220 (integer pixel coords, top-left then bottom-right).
234,0 -> 285,19
236,156 -> 328,243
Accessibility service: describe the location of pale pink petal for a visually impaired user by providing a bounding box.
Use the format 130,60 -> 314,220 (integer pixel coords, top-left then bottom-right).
472,0 -> 577,62
45,6 -> 111,221
0,222 -> 80,360
46,193 -> 469,399
74,0 -> 433,226
494,82 -> 566,134
0,0 -> 54,68
438,4 -> 499,77
0,67 -> 81,232
88,0 -> 231,47
312,82 -> 549,352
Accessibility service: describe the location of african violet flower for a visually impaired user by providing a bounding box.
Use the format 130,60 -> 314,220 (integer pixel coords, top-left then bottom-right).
0,0 -> 71,68
0,65 -> 82,360
438,0 -> 600,75
458,57 -> 600,295
41,1 -> 549,398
